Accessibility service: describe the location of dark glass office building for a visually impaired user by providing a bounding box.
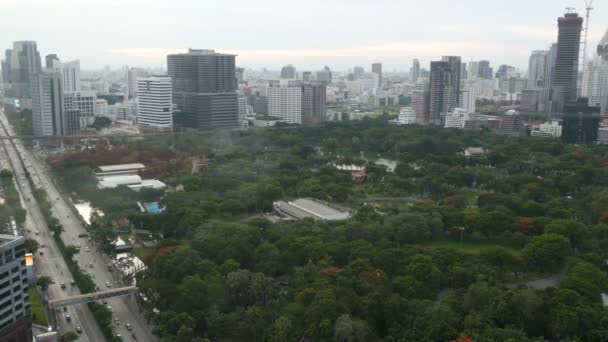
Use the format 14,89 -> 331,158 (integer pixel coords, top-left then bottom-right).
552,12 -> 583,113
561,98 -> 600,144
167,49 -> 239,129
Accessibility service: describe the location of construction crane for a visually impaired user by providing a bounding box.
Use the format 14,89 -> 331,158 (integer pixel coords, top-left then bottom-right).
581,0 -> 594,77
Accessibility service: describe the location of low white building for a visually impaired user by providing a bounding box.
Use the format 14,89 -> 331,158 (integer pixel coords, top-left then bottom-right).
531,120 -> 562,137
598,126 -> 608,145
397,107 -> 416,125
444,108 -> 469,129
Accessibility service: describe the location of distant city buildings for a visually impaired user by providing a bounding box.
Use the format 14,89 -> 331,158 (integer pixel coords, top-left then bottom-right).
410,59 -> 420,83
372,63 -> 382,87
2,41 -> 41,99
477,60 -> 493,79
136,76 -> 173,131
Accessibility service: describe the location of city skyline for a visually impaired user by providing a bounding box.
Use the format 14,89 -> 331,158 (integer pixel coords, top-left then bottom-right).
2,0 -> 607,71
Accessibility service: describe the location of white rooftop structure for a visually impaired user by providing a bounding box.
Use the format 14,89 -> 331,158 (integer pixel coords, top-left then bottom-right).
128,179 -> 167,192
273,198 -> 352,221
98,175 -> 142,189
97,163 -> 146,174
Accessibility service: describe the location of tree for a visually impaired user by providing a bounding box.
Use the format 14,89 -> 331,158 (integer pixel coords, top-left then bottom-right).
92,116 -> 112,130
64,245 -> 80,260
59,331 -> 79,342
36,276 -> 52,289
25,239 -> 39,253
561,261 -> 608,301
522,234 -> 571,271
333,314 -> 368,342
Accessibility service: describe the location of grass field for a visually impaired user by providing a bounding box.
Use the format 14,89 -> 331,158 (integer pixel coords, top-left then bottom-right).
29,286 -> 48,326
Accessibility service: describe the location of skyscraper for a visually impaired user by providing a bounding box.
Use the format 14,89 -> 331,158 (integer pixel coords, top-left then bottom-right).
411,82 -> 430,124
268,80 -> 302,124
280,64 -> 296,79
0,235 -> 32,342
31,70 -> 64,136
353,66 -> 365,80
167,49 -> 239,129
561,98 -> 600,144
372,62 -> 382,86
126,67 -> 146,100
442,56 -> 462,107
477,60 -> 493,79
62,91 -> 96,134
301,82 -> 326,125
51,59 -> 81,93
137,76 -> 173,131
460,63 -> 468,80
599,29 -> 608,62
468,61 -> 479,79
429,61 -> 455,125
410,59 -> 420,83
45,54 -> 59,69
1,41 -> 41,98
552,12 -> 583,112
540,43 -> 558,111
302,71 -> 313,82
316,66 -> 332,84
528,51 -> 549,89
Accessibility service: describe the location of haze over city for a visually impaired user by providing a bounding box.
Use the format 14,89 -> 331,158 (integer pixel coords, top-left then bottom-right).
2,0 -> 607,70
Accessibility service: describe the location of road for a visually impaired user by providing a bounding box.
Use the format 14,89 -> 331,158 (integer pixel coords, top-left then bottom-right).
0,109 -> 104,341
0,110 -> 157,342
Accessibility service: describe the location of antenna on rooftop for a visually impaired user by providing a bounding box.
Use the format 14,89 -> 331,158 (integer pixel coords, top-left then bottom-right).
581,0 -> 594,77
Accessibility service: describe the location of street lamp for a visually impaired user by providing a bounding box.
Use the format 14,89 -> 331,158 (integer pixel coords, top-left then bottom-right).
456,226 -> 465,249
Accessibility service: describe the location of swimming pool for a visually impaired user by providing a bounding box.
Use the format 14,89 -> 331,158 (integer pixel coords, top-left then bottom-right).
146,202 -> 161,213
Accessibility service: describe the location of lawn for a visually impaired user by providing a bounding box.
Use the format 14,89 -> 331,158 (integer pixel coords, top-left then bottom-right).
29,286 -> 48,326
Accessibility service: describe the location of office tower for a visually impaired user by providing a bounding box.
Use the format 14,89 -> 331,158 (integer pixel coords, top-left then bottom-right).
429,61 -> 455,125
51,59 -> 81,93
281,64 -> 296,79
268,80 -> 302,124
2,41 -> 41,98
235,67 -> 245,83
45,54 -> 59,69
353,66 -> 365,80
136,76 -> 173,131
528,51 -> 549,88
561,98 -> 600,143
302,71 -> 313,82
468,61 -> 479,79
316,66 -> 332,84
371,63 -> 382,86
539,43 -> 559,111
599,29 -> 608,61
411,82 -> 430,124
521,89 -> 541,112
477,60 -> 493,79
410,59 -> 420,83
0,235 -> 32,342
167,49 -> 239,129
442,56 -> 462,107
126,67 -> 146,100
301,82 -> 326,125
582,56 -> 608,115
31,71 -> 64,136
94,98 -> 109,117
552,12 -> 583,112
460,63 -> 468,80
63,91 -> 96,134
459,87 -> 476,113
252,95 -> 268,114
495,65 -> 517,79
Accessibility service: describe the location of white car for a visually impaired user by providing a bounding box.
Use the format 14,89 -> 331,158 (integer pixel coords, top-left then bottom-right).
105,281 -> 112,288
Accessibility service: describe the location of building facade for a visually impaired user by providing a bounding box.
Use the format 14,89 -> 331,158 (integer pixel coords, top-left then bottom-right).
280,65 -> 296,79
410,59 -> 420,83
268,80 -> 302,124
2,41 -> 41,99
167,49 -> 239,129
62,91 -> 96,134
552,12 -> 583,112
51,59 -> 81,93
528,51 -> 549,89
126,67 -> 146,100
429,61 -> 455,125
444,108 -> 469,129
31,71 -> 64,136
301,82 -> 326,125
137,76 -> 173,130
477,60 -> 493,79
372,63 -> 382,87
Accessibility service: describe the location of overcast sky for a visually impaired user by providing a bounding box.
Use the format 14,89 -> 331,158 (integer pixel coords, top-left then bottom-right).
2,0 -> 607,72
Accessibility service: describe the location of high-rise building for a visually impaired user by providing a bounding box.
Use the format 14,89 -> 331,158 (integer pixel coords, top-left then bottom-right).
302,71 -> 313,82
442,56 -> 462,107
540,43 -> 558,112
468,61 -> 479,79
459,87 -> 476,113
126,67 -> 146,100
410,59 -> 420,83
372,63 -> 382,87
561,98 -> 600,144
411,82 -> 430,124
31,71 -> 64,136
521,89 -> 541,112
353,66 -> 365,80
582,56 -> 608,115
0,235 -> 32,342
167,49 -> 239,129
94,98 -> 109,117
280,64 -> 296,79
51,59 -> 81,93
268,80 -> 302,124
63,91 -> 96,134
552,12 -> 583,112
598,29 -> 608,62
460,63 -> 468,80
429,61 -> 455,125
45,54 -> 59,69
235,67 -> 245,83
528,51 -> 549,89
301,82 -> 326,124
1,41 -> 42,98
477,60 -> 493,79
137,76 -> 173,131
316,66 -> 332,84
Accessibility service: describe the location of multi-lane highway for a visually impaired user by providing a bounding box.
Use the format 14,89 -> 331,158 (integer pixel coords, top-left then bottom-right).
0,108 -> 156,341
0,109 -> 104,341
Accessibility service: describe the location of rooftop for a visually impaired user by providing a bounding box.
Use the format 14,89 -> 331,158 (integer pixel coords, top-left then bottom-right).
97,163 -> 146,172
274,198 -> 352,221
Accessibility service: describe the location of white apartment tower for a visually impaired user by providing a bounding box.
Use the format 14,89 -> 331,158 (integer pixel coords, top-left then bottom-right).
268,80 -> 302,124
51,59 -> 81,92
31,71 -> 64,136
459,87 -> 476,113
126,67 -> 146,100
136,76 -> 173,130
